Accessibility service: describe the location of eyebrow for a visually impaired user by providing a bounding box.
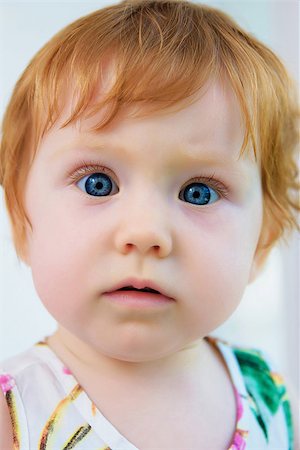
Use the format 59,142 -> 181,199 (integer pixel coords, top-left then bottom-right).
49,139 -> 107,161
49,136 -> 249,166
46,127 -> 258,184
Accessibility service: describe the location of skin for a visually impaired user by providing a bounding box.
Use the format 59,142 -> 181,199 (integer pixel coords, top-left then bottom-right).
24,78 -> 264,375
3,78 -> 299,450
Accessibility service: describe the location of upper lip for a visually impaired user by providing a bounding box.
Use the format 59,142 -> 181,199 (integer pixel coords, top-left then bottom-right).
104,278 -> 175,300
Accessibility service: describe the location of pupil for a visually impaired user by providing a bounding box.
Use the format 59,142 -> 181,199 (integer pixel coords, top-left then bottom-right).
84,173 -> 113,196
183,182 -> 211,205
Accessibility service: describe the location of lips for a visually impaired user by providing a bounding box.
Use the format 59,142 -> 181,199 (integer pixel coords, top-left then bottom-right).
104,278 -> 174,300
118,286 -> 160,294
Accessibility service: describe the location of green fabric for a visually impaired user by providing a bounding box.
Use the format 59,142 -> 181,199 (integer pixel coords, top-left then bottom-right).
233,347 -> 294,450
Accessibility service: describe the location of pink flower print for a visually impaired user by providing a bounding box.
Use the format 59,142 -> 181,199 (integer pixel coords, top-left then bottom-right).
229,429 -> 248,450
228,392 -> 248,450
62,366 -> 72,375
235,389 -> 244,421
0,373 -> 15,393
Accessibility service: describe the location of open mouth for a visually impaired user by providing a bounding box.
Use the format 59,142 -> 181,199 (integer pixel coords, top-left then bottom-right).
104,281 -> 174,306
118,286 -> 161,294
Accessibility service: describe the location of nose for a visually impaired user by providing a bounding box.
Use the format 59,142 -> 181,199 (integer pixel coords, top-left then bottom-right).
114,196 -> 173,258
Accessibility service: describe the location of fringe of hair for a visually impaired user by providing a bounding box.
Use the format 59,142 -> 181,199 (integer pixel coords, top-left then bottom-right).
0,0 -> 299,260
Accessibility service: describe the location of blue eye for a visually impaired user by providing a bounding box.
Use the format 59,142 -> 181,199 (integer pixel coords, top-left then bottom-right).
77,172 -> 118,197
180,182 -> 219,205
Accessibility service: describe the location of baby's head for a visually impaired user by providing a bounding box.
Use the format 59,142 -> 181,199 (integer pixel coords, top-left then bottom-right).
1,0 -> 298,264
0,0 -> 298,359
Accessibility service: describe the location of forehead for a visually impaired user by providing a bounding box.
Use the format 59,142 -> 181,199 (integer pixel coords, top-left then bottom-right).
42,78 -> 252,165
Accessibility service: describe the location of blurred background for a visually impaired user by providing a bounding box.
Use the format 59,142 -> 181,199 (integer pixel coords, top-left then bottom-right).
0,0 -> 299,398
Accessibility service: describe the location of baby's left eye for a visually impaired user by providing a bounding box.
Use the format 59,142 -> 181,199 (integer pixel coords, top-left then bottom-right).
179,182 -> 219,205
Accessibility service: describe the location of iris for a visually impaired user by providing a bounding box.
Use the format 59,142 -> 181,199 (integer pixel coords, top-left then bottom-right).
182,183 -> 218,205
84,173 -> 113,196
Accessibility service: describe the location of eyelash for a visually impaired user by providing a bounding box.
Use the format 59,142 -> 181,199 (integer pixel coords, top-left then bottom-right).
67,161 -> 115,183
181,174 -> 229,199
67,160 -> 230,199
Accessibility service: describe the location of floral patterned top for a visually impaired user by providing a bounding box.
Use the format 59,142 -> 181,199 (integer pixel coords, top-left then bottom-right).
0,336 -> 293,450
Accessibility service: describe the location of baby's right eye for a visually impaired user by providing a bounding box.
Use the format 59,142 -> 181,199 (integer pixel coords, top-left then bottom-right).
76,172 -> 119,197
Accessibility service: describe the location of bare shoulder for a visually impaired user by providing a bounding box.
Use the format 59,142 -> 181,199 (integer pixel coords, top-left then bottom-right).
0,391 -> 14,450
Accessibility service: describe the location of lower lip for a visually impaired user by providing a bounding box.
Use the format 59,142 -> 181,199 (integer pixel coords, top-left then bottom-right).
103,291 -> 175,308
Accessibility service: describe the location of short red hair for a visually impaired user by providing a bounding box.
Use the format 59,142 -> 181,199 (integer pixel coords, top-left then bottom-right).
0,0 -> 299,261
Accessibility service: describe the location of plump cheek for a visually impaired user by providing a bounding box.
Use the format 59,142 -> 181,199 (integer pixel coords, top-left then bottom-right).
28,214 -> 94,322
26,194 -> 118,331
31,246 -> 82,318
181,213 -> 259,333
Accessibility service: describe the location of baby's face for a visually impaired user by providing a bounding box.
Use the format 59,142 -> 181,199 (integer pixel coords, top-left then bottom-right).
24,79 -> 263,361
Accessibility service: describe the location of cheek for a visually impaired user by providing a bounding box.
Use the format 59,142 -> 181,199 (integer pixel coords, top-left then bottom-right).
181,206 -> 262,328
183,205 -> 260,269
26,183 -> 118,307
29,236 -> 84,317
26,204 -> 94,315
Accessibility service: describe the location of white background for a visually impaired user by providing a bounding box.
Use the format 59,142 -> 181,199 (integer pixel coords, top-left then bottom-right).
0,1 -> 299,396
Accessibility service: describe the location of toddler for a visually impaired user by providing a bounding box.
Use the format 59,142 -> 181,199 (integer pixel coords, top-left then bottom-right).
0,1 -> 299,449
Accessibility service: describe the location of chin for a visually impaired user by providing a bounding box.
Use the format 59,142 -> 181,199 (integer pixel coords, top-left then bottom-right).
97,338 -> 183,363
